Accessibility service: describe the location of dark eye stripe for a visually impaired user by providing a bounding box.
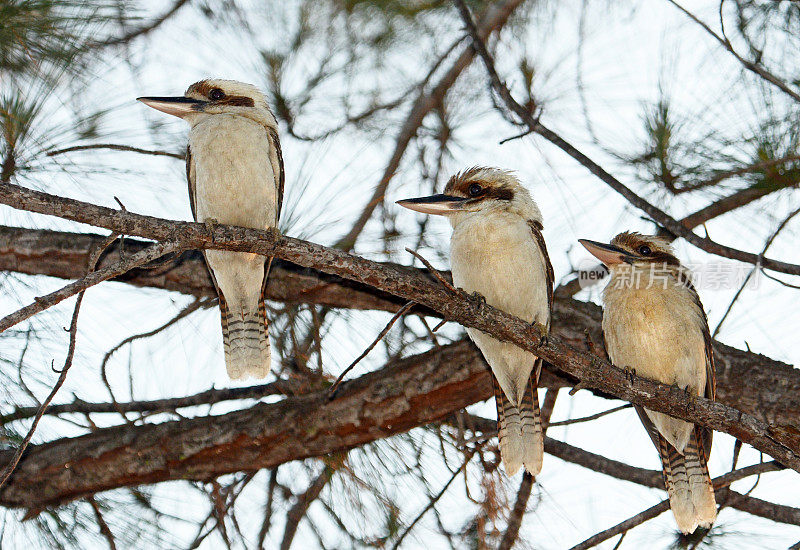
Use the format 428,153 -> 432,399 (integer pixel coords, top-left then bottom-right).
217,96 -> 255,107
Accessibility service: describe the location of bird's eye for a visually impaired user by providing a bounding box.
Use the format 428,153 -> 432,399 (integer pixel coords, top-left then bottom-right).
468,183 -> 483,197
638,245 -> 652,256
209,88 -> 225,101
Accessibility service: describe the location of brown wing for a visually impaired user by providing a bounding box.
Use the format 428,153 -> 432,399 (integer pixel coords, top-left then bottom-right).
267,127 -> 284,224
528,220 -> 554,317
677,269 -> 715,454
186,145 -> 198,221
186,145 -> 224,300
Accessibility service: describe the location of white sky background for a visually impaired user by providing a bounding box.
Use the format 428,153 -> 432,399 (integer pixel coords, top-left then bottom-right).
1,0 -> 799,548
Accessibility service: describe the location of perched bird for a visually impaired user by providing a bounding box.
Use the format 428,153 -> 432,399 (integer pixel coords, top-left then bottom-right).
580,232 -> 716,534
398,167 -> 553,476
138,79 -> 284,380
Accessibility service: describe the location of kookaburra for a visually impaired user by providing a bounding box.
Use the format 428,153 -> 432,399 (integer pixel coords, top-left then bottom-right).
580,232 -> 716,534
138,79 -> 283,380
398,167 -> 553,476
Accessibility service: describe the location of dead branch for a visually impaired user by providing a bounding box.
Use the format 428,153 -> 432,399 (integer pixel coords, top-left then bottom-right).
0,232 -> 118,490
497,473 -> 534,550
87,496 -> 118,550
1,379 -> 297,424
328,301 -> 415,398
280,466 -> 333,550
390,448 -> 477,550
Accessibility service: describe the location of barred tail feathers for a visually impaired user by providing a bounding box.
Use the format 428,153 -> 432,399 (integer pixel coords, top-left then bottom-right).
493,373 -> 543,476
659,430 -> 716,533
219,291 -> 271,380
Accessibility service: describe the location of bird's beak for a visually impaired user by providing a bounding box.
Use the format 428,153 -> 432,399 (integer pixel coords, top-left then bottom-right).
578,239 -> 634,266
137,96 -> 206,118
396,194 -> 467,216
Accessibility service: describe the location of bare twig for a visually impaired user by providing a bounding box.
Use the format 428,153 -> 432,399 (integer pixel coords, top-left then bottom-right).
405,247 -> 458,293
280,466 -> 334,550
391,448 -> 477,550
568,457 -> 788,550
257,469 -> 279,548
1,379 -> 296,424
99,297 -> 214,402
47,144 -> 184,160
713,205 -> 800,336
88,496 -> 118,550
96,0 -> 191,47
568,499 -> 671,550
548,404 -> 632,427
329,301 -> 415,398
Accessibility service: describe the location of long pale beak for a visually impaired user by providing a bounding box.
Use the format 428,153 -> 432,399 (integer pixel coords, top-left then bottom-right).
137,96 -> 206,118
578,239 -> 633,266
396,194 -> 467,216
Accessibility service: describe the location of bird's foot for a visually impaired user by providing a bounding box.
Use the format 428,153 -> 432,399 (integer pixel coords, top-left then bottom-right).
531,322 -> 548,347
469,291 -> 487,304
204,218 -> 219,242
623,366 -> 636,385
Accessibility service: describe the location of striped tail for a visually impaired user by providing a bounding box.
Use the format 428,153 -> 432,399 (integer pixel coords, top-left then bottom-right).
219,291 -> 271,380
658,429 -> 717,533
493,373 -> 543,476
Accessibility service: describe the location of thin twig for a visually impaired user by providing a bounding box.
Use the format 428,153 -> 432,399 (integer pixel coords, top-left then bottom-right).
497,473 -> 534,550
47,143 -> 184,160
548,404 -> 632,427
567,459 -> 787,550
328,301 -> 415,398
665,0 -> 800,103
1,379 -> 295,424
714,205 -> 800,336
99,297 -> 213,402
405,247 -> 458,293
96,0 -> 191,47
88,496 -> 118,550
390,448 -> 477,550
280,467 -> 334,550
569,499 -> 672,550
257,469 -> 279,548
